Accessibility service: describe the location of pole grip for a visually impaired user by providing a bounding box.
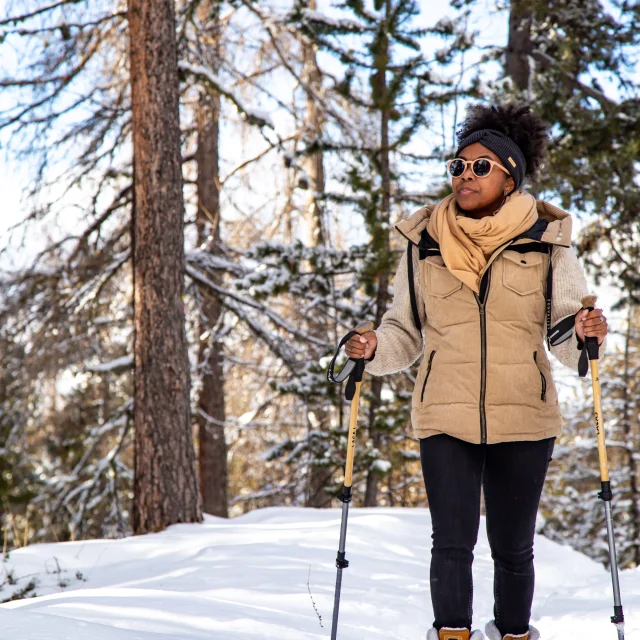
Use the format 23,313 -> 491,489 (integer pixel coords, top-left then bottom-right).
355,320 -> 374,335
581,294 -> 600,360
590,359 -> 609,483
343,380 -> 362,488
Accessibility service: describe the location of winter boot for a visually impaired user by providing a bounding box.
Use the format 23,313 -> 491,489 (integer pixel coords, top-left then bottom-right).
427,627 -> 485,640
485,620 -> 540,640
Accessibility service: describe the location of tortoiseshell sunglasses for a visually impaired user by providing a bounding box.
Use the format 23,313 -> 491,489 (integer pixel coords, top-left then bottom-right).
447,158 -> 511,179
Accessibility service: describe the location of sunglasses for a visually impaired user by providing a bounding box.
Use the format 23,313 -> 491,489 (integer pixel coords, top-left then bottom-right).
447,157 -> 511,179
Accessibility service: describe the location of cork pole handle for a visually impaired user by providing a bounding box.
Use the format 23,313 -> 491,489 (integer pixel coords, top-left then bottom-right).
581,295 -> 609,482
355,320 -> 374,335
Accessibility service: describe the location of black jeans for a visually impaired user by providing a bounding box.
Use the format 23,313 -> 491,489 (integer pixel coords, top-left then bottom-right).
420,434 -> 555,636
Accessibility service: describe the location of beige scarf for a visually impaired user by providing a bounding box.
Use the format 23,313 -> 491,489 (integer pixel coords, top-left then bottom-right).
427,190 -> 538,294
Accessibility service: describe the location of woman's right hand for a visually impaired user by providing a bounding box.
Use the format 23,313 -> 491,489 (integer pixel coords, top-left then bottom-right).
345,330 -> 377,360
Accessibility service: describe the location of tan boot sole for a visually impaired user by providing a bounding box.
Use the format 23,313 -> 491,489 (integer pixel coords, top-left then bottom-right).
439,629 -> 470,640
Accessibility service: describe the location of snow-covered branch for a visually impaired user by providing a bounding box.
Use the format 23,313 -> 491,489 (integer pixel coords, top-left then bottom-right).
178,61 -> 275,129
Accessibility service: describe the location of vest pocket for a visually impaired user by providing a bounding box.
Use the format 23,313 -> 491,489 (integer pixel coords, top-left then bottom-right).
421,350 -> 436,402
502,251 -> 543,295
533,351 -> 547,403
426,260 -> 463,298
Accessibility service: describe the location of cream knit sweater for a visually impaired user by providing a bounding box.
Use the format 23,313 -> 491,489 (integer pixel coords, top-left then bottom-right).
365,244 -> 607,378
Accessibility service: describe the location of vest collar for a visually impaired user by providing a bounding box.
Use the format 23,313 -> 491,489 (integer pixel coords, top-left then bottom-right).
535,199 -> 572,247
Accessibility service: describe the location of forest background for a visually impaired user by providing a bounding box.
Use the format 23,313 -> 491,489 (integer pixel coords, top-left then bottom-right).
0,0 -> 639,582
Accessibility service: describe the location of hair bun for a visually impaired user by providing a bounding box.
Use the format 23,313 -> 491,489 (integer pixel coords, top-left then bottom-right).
456,103 -> 548,181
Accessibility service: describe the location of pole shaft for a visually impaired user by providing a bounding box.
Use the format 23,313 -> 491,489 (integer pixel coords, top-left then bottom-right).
331,501 -> 350,639
338,500 -> 350,554
327,325 -> 370,639
604,501 -> 623,608
589,355 -> 625,636
331,567 -> 343,640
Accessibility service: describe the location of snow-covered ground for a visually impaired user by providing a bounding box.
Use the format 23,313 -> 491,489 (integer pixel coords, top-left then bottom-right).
1,507 -> 638,639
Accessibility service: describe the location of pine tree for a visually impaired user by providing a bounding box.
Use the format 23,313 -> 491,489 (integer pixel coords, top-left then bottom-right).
299,0 -> 333,508
128,0 -> 202,532
287,0 -> 477,506
190,1 -> 229,518
0,337 -> 39,547
0,0 -> 137,542
497,0 -> 640,302
0,0 -> 293,534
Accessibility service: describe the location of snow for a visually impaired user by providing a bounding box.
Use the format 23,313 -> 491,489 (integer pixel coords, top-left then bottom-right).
85,355 -> 133,373
371,459 -> 392,473
1,507 -> 640,639
300,9 -> 368,32
178,61 -> 275,129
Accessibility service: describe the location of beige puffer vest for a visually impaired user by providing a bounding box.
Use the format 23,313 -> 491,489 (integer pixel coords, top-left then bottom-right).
395,201 -> 572,444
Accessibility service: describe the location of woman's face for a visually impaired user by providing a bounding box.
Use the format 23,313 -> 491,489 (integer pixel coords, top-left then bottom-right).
451,142 -> 515,213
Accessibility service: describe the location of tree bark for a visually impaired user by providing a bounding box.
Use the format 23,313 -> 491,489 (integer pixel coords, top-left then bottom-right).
301,0 -> 332,508
129,0 -> 201,533
364,0 -> 392,508
506,0 -> 532,92
621,303 -> 640,565
195,81 -> 229,517
302,0 -> 326,249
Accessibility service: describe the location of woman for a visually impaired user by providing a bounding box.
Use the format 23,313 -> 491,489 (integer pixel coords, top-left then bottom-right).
345,104 -> 608,640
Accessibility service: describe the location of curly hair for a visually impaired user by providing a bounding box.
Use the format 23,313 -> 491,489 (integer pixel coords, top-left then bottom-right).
456,103 -> 548,180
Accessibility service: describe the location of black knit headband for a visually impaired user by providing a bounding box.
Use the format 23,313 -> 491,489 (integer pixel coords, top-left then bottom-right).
455,129 -> 526,190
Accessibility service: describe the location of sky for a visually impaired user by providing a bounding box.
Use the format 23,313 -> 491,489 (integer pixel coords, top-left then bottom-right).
0,160 -> 22,238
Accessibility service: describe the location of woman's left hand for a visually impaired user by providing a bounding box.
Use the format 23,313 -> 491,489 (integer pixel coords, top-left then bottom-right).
575,308 -> 607,346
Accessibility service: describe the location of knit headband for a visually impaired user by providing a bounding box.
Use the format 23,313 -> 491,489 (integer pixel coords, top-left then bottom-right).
455,129 -> 526,190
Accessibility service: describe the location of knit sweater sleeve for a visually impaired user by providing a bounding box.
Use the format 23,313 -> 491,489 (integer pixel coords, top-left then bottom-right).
364,246 -> 425,376
548,245 -> 607,371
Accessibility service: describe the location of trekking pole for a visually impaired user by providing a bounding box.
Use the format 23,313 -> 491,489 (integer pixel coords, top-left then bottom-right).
579,295 -> 625,640
326,320 -> 374,640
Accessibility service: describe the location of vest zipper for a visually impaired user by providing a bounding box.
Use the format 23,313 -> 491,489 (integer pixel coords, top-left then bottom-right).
533,351 -> 547,402
472,238 -> 519,444
420,350 -> 437,403
474,268 -> 492,444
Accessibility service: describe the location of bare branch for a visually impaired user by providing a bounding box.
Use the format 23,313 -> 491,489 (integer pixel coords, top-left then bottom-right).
0,0 -> 84,27
530,50 -> 617,109
5,11 -> 125,36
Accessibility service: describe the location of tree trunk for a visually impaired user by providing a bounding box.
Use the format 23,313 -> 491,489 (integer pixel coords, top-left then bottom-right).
301,0 -> 332,508
364,1 -> 392,508
195,81 -> 229,517
129,0 -> 201,533
302,0 -> 326,249
506,0 -> 532,92
622,302 -> 640,565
